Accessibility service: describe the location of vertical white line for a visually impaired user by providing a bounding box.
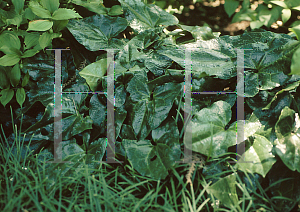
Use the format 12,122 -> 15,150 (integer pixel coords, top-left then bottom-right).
47,49 -> 71,164
106,49 -> 122,164
183,48 -> 193,162
235,49 -> 252,163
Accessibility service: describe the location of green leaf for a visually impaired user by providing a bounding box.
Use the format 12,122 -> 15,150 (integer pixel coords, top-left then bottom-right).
122,119 -> 181,180
270,0 -> 289,9
12,0 -> 25,14
126,69 -> 183,139
39,32 -> 53,49
262,81 -> 300,110
27,20 -> 53,31
282,8 -> 291,23
0,31 -> 21,50
0,66 -> 10,89
293,6 -> 300,11
21,71 -> 30,87
176,24 -> 216,41
250,20 -> 264,29
108,5 -> 123,16
274,107 -> 300,172
224,0 -> 239,17
235,134 -> 276,178
206,173 -> 239,208
0,46 -> 21,55
53,20 -> 69,32
40,0 -> 59,14
0,54 -> 20,66
9,63 -> 20,87
6,13 -> 23,27
0,88 -> 14,107
24,7 -> 36,20
291,46 -> 300,76
79,58 -> 107,92
52,8 -> 82,20
158,48 -> 235,80
71,0 -> 108,15
85,138 -> 107,169
184,100 -> 237,158
289,24 -> 300,40
24,32 -> 40,50
21,49 -> 39,58
119,0 -> 178,32
258,7 -> 281,28
67,14 -> 127,51
28,1 -> 52,19
24,100 -> 93,139
16,87 -> 25,107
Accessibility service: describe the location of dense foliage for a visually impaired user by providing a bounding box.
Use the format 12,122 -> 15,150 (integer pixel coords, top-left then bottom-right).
0,0 -> 300,211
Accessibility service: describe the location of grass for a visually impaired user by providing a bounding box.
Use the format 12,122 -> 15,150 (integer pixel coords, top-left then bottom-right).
0,107 -> 298,212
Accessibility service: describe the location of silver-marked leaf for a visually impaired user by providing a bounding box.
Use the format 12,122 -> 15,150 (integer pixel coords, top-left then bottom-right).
67,15 -> 127,51
119,0 -> 178,33
206,173 -> 239,208
185,100 -> 237,158
122,120 -> 180,180
235,134 -> 276,178
274,107 -> 300,172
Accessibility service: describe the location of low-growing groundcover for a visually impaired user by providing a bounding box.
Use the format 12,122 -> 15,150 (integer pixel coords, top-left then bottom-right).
1,0 -> 300,211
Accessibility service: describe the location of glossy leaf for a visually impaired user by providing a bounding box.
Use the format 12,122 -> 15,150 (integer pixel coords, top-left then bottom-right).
206,173 -> 239,208
23,101 -> 93,140
184,100 -> 237,158
126,69 -> 182,139
122,120 -> 180,180
158,48 -> 235,80
235,134 -> 276,178
274,107 -> 300,172
119,0 -> 178,33
67,15 -> 127,51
